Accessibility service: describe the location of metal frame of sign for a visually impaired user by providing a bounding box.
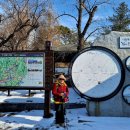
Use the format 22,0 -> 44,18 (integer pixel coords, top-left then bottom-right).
122,85 -> 130,105
125,56 -> 130,72
69,46 -> 125,101
0,51 -> 45,90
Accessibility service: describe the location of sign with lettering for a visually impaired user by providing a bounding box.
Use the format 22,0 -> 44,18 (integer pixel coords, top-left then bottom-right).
120,37 -> 130,48
0,53 -> 45,87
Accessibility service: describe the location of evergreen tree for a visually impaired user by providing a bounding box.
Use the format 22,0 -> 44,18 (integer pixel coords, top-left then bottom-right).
109,2 -> 130,32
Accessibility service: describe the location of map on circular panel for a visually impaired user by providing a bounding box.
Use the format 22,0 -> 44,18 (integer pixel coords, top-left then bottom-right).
126,57 -> 130,71
70,46 -> 125,101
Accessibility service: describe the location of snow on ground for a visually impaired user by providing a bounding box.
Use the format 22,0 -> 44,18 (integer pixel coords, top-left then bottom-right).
0,88 -> 130,130
0,109 -> 130,130
0,88 -> 85,103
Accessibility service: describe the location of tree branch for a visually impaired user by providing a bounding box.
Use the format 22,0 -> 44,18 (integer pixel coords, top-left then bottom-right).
0,0 -> 46,49
81,2 -> 90,13
56,13 -> 78,22
82,6 -> 97,37
84,28 -> 100,42
0,19 -> 30,47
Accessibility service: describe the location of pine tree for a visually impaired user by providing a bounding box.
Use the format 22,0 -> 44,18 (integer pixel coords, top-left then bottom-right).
109,2 -> 130,32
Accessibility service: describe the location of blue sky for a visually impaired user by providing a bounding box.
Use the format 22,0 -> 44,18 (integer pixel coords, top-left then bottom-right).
1,0 -> 130,41
52,0 -> 130,30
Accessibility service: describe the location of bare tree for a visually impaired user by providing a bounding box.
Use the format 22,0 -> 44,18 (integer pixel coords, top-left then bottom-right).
56,0 -> 110,51
32,8 -> 61,50
0,0 -> 48,50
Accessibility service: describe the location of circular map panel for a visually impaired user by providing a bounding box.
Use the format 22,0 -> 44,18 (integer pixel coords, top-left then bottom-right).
122,85 -> 130,105
125,56 -> 130,71
70,46 -> 125,101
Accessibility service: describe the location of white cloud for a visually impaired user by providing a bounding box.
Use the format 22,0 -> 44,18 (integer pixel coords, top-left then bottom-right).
93,15 -> 105,21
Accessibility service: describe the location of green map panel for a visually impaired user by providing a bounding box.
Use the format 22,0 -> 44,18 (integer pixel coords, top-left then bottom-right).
0,57 -> 27,86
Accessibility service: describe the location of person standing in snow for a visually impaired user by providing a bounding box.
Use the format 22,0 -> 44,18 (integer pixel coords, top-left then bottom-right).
52,74 -> 69,126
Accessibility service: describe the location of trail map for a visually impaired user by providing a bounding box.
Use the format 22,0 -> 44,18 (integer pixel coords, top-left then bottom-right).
0,54 -> 44,87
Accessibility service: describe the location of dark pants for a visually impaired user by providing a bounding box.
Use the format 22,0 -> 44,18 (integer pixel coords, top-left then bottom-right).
55,104 -> 65,124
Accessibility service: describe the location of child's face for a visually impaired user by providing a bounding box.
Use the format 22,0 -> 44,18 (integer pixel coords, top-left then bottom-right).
59,78 -> 65,83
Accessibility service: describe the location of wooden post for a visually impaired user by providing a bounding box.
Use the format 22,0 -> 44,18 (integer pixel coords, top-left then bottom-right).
44,41 -> 54,118
28,90 -> 31,96
7,89 -> 11,96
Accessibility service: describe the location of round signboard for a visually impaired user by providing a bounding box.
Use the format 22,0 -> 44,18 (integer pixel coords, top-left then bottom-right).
125,56 -> 130,71
70,46 -> 125,101
122,85 -> 130,105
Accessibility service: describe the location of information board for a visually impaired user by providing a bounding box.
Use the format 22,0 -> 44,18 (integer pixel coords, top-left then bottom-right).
0,53 -> 44,87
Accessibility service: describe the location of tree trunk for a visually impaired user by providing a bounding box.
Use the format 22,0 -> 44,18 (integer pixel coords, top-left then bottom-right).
77,36 -> 84,51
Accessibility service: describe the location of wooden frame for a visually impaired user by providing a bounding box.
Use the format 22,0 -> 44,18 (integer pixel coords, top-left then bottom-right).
0,47 -> 54,118
0,51 -> 45,89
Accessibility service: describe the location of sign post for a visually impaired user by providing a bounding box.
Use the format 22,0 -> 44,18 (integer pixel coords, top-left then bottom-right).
44,41 -> 54,118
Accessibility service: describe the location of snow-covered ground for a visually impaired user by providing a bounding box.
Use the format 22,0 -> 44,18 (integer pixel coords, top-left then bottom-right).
0,109 -> 130,130
0,88 -> 130,130
0,88 -> 85,103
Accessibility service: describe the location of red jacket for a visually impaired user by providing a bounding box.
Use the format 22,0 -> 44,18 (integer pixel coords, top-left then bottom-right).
52,81 -> 69,103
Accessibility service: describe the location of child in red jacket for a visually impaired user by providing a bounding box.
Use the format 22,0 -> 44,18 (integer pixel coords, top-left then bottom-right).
52,74 -> 69,126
